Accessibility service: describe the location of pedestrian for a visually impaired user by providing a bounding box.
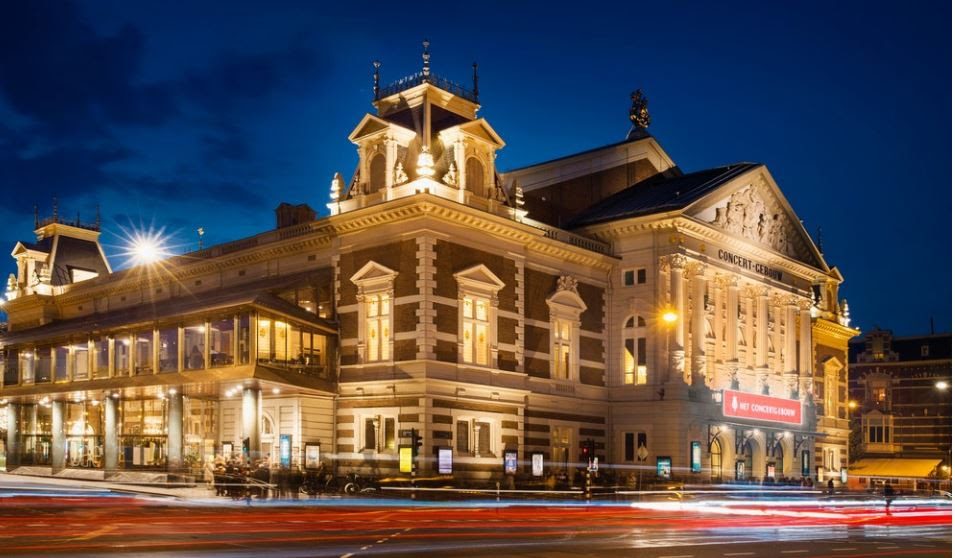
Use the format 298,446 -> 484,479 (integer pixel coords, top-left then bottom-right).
827,478 -> 834,495
883,481 -> 894,514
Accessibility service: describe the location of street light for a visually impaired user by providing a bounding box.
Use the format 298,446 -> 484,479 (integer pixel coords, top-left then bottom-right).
935,381 -> 948,391
662,309 -> 678,324
848,400 -> 858,410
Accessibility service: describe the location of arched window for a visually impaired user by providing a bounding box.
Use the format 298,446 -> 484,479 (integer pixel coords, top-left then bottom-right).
262,415 -> 274,436
623,315 -> 647,385
710,439 -> 722,481
465,157 -> 484,196
369,153 -> 386,193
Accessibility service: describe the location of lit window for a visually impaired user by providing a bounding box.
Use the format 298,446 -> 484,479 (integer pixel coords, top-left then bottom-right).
553,318 -> 572,379
623,315 -> 647,385
361,415 -> 397,452
365,293 -> 391,362
462,295 -> 490,365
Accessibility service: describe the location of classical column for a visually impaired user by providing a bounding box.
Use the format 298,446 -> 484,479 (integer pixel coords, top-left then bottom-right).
657,256 -> 670,382
712,275 -> 724,364
798,300 -> 813,399
691,264 -> 707,386
725,277 -> 740,387
167,391 -> 183,471
104,396 -> 119,471
756,287 -> 770,393
242,387 -> 261,463
384,135 -> 397,191
6,403 -> 19,469
668,254 -> 687,383
784,298 -> 799,398
51,400 -> 65,470
742,291 -> 754,369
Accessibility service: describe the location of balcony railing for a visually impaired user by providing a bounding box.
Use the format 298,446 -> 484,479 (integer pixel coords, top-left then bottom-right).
377,72 -> 478,103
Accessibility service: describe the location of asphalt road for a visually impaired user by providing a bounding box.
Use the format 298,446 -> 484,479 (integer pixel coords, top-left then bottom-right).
0,482 -> 949,557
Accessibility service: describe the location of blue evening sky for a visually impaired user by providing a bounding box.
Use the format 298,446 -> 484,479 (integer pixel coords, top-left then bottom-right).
0,1 -> 950,335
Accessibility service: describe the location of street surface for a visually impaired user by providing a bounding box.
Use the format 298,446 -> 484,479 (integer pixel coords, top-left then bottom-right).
0,477 -> 949,557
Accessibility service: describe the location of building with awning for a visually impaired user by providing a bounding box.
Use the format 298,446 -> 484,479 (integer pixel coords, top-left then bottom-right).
847,458 -> 945,491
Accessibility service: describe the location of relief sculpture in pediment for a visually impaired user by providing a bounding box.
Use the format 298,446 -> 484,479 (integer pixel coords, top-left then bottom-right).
711,187 -> 792,256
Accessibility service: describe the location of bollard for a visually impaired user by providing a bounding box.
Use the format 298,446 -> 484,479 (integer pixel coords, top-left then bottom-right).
496,481 -> 501,502
585,470 -> 592,501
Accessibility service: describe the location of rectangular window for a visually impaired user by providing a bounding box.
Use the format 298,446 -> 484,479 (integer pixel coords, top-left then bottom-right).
623,270 -> 634,286
624,338 -> 635,385
872,387 -> 886,402
365,294 -> 390,362
477,422 -> 492,456
637,337 -> 647,384
288,323 -> 302,365
114,337 -> 130,376
257,318 -> 272,362
364,418 -> 377,451
54,345 -> 69,381
553,318 -> 572,379
134,331 -> 153,375
184,324 -> 206,370
3,349 -> 19,386
637,268 -> 647,284
93,338 -> 109,379
238,314 -> 251,364
274,320 -> 288,362
384,418 -> 396,451
158,327 -> 178,372
36,347 -> 52,382
210,317 -> 234,367
625,432 -> 635,461
73,342 -> 89,380
20,349 -> 34,383
456,420 -> 470,453
462,295 -> 490,365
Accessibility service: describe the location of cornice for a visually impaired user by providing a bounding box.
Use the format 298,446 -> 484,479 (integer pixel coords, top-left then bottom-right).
812,318 -> 860,341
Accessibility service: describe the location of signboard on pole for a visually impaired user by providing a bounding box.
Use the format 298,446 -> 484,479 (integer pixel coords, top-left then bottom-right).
801,450 -> 811,477
279,434 -> 291,468
504,450 -> 518,474
531,453 -> 544,477
840,467 -> 848,484
399,446 -> 413,473
438,448 -> 453,474
766,463 -> 776,479
722,389 -> 802,425
736,460 -> 745,481
690,441 -> 702,473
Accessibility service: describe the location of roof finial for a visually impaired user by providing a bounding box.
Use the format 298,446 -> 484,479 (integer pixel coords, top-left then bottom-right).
95,204 -> 101,230
34,205 -> 39,229
816,226 -> 824,255
422,39 -> 431,77
629,89 -> 650,129
373,60 -> 381,100
52,196 -> 58,223
472,62 -> 479,102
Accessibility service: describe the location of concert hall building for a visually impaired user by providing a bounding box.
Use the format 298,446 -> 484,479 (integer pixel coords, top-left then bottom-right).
0,50 -> 856,485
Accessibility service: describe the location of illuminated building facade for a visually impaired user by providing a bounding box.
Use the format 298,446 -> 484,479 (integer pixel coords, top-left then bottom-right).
0,51 -> 855,484
847,328 -> 952,489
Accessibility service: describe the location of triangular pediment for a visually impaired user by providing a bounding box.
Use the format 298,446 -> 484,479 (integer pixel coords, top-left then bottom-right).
686,165 -> 827,270
347,114 -> 416,144
458,119 -> 505,148
453,263 -> 505,293
350,260 -> 398,288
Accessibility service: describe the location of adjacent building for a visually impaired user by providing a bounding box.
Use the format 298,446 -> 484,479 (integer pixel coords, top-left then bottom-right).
0,50 -> 855,485
847,328 -> 952,491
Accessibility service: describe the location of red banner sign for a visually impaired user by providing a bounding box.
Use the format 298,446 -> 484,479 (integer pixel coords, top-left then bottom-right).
722,389 -> 802,425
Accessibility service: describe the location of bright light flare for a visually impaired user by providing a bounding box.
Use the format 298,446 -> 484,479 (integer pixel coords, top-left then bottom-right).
935,381 -> 948,390
662,310 -> 678,323
129,232 -> 168,265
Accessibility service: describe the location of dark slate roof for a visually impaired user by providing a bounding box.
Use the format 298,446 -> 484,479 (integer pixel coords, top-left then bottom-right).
0,270 -> 337,346
849,332 -> 952,363
566,162 -> 760,228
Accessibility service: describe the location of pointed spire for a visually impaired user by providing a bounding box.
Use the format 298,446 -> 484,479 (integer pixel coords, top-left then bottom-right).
421,39 -> 431,77
373,60 -> 381,100
816,226 -> 824,255
472,62 -> 479,102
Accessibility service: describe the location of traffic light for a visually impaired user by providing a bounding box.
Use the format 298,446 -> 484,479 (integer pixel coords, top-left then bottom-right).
581,438 -> 595,462
411,428 -> 423,458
